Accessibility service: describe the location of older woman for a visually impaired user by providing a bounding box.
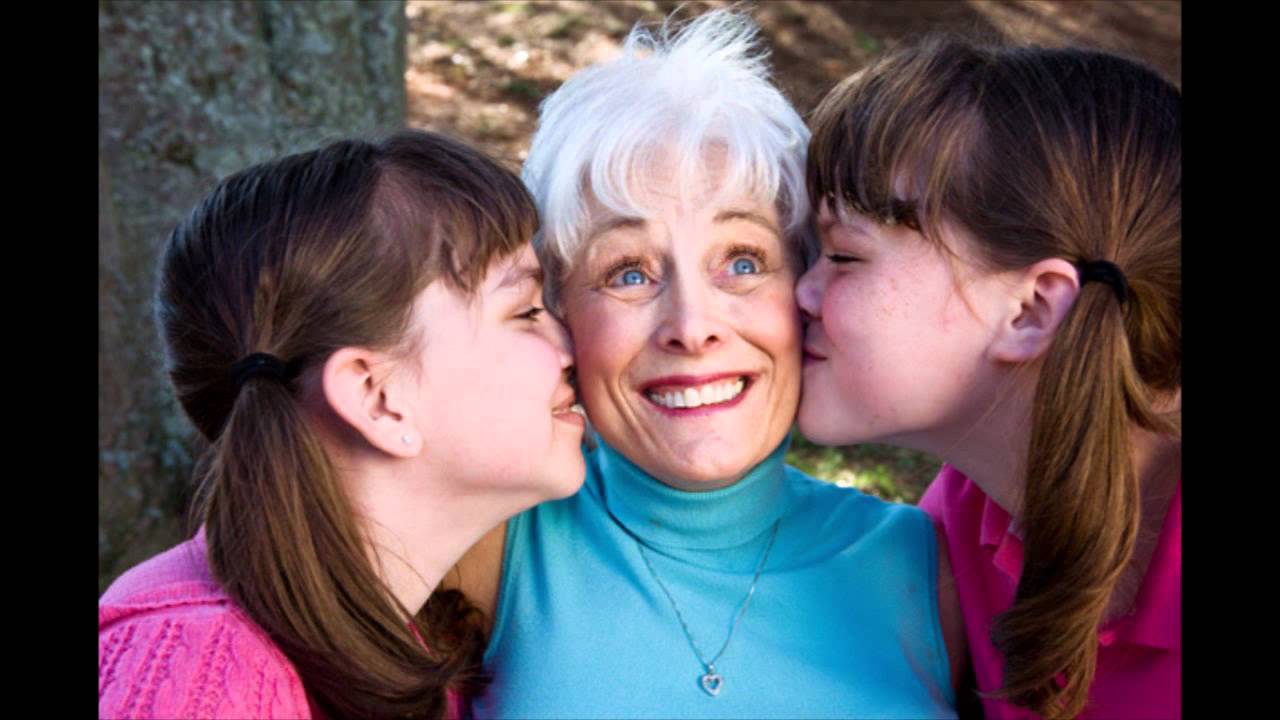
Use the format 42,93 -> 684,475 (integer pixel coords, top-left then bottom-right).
455,10 -> 958,718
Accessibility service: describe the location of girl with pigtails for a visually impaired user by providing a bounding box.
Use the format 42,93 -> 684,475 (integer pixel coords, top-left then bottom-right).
798,37 -> 1180,719
98,130 -> 588,719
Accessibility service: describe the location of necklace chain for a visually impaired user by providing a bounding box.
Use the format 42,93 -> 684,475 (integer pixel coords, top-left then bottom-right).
633,519 -> 780,695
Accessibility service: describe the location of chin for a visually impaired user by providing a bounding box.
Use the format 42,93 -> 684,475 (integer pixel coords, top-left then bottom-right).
546,450 -> 587,500
656,456 -> 756,491
797,410 -> 855,448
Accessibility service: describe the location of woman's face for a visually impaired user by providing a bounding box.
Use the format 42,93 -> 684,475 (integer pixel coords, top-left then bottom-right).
559,160 -> 802,491
795,204 -> 1006,452
412,244 -> 586,500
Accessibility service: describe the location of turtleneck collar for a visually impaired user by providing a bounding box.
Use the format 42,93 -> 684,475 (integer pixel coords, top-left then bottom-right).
593,436 -> 793,551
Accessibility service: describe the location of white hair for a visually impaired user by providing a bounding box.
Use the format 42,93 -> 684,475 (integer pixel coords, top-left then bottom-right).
522,7 -> 812,308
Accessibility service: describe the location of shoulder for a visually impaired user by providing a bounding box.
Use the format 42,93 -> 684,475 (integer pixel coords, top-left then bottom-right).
917,464 -> 982,527
784,463 -> 932,535
99,543 -> 311,719
100,537 -> 217,607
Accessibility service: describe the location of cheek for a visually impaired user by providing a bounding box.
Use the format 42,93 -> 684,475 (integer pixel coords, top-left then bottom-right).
736,276 -> 802,354
565,298 -> 641,387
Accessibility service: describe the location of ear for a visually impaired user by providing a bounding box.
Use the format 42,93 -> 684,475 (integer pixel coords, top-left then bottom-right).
989,258 -> 1081,363
321,347 -> 422,458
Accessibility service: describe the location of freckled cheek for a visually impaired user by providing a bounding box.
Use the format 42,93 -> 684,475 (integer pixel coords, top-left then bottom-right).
819,282 -> 872,346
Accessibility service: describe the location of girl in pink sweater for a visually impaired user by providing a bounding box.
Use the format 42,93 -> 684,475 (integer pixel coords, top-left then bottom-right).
99,130 -> 588,719
796,39 -> 1180,719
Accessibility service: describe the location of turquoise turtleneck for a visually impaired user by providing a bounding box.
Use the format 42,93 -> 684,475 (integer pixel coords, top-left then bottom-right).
472,439 -> 956,719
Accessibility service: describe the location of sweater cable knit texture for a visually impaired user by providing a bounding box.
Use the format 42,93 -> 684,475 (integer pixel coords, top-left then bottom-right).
98,535 -> 314,719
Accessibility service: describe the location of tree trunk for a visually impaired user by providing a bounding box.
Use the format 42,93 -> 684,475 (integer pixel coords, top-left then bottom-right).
98,0 -> 406,591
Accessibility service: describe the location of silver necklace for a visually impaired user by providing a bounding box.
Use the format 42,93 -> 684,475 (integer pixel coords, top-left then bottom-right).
633,519 -> 781,698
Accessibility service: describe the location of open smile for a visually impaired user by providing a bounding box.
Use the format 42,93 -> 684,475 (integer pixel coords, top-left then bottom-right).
640,373 -> 754,414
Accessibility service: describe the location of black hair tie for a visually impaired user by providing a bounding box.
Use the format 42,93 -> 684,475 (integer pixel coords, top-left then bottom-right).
230,352 -> 298,390
1077,260 -> 1129,304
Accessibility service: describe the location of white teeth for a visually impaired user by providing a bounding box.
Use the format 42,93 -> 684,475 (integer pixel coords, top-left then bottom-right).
699,385 -> 717,406
646,378 -> 747,409
569,404 -> 586,418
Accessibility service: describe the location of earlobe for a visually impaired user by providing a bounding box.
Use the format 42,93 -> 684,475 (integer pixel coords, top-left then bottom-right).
322,348 -> 421,458
990,258 -> 1081,363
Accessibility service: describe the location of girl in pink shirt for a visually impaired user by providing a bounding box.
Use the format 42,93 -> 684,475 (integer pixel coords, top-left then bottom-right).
98,130 -> 588,719
796,39 -> 1180,719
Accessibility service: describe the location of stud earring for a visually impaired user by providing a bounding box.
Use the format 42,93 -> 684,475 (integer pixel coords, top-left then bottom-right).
402,434 -> 413,445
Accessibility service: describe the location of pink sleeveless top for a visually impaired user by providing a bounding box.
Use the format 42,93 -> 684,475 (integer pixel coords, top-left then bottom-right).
99,531 -> 464,719
920,465 -> 1180,719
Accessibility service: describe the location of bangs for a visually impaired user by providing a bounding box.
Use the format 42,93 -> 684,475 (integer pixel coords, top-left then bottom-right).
581,109 -> 795,241
375,131 -> 538,295
806,37 -> 988,239
524,8 -> 810,277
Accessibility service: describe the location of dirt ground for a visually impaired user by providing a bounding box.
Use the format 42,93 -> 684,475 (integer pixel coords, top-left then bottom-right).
404,0 -> 1180,165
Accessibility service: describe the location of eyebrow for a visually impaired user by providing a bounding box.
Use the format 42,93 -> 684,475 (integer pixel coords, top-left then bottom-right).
586,215 -> 647,242
497,263 -> 544,290
818,212 -> 872,238
714,209 -> 782,237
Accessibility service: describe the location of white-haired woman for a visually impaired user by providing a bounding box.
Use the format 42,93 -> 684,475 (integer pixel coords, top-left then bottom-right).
452,10 -> 960,718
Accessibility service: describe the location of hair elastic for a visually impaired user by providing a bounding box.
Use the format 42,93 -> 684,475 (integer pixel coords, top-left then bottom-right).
1077,260 -> 1129,304
231,352 -> 297,390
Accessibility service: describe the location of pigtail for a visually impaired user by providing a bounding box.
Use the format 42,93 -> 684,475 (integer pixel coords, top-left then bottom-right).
199,374 -> 457,719
989,284 -> 1142,719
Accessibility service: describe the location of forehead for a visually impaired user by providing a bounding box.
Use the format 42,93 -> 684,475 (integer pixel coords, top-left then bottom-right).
481,244 -> 542,295
586,144 -> 777,224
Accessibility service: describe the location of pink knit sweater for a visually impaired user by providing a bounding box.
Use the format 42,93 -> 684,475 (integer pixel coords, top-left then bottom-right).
99,531 -> 462,719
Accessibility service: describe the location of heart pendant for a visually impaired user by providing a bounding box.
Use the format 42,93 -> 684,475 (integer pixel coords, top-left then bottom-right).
700,672 -> 723,697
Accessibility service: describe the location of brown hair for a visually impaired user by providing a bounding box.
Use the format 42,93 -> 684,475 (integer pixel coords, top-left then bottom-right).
157,129 -> 537,718
808,37 -> 1180,718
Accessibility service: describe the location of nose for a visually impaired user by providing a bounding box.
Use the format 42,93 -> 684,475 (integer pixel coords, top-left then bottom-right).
545,312 -> 576,373
655,271 -> 725,355
795,262 -> 825,321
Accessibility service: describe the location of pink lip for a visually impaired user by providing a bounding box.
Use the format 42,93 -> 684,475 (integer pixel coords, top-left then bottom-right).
638,372 -> 755,417
552,409 -> 586,428
803,347 -> 828,364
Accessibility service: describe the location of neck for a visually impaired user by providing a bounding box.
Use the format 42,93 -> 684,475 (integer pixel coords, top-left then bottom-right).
347,462 -> 543,617
922,378 -> 1181,620
597,437 -> 793,552
913,376 -> 1033,520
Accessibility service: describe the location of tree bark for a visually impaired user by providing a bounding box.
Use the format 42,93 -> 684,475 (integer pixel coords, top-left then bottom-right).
98,0 -> 406,591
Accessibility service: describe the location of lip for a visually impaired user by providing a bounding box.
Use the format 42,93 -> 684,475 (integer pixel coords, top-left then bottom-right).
551,383 -> 585,428
638,371 -> 755,417
639,372 -> 751,393
552,407 -> 586,428
551,385 -> 578,413
802,346 -> 828,365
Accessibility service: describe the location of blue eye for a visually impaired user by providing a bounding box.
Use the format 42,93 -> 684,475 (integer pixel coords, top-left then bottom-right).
619,269 -> 647,286
731,257 -> 759,275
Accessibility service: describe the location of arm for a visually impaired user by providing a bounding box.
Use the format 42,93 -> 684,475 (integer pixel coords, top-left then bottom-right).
935,522 -> 981,719
99,607 -> 312,719
439,520 -> 507,634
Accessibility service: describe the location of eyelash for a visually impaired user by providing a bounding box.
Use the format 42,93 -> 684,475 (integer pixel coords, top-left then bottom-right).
726,245 -> 767,273
516,306 -> 545,321
601,245 -> 770,285
604,256 -> 650,287
826,254 -> 862,264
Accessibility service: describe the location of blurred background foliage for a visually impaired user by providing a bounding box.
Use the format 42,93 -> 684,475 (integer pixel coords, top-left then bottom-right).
99,0 -> 1180,592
